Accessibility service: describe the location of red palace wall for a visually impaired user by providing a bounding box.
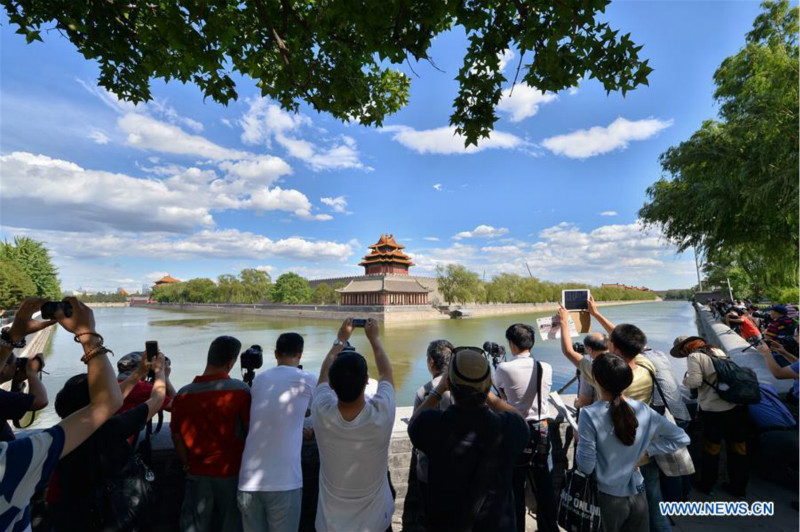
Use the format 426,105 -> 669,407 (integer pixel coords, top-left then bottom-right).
364,265 -> 409,275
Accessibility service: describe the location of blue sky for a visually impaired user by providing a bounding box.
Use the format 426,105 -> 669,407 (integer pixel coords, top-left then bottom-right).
0,2 -> 765,292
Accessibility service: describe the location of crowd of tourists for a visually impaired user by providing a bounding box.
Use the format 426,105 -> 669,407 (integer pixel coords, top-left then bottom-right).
0,295 -> 797,532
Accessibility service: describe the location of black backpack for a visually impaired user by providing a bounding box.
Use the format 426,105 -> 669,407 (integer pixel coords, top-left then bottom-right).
701,349 -> 761,405
88,426 -> 156,532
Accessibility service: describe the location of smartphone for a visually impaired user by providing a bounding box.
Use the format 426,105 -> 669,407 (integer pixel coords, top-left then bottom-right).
41,301 -> 73,320
145,341 -> 158,362
352,318 -> 367,327
562,289 -> 591,311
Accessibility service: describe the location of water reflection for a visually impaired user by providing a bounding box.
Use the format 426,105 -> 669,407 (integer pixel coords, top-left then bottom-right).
34,301 -> 694,428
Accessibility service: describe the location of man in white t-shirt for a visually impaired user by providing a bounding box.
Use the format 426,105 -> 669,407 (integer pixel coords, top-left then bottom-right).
237,332 -> 317,532
493,323 -> 557,532
312,318 -> 395,532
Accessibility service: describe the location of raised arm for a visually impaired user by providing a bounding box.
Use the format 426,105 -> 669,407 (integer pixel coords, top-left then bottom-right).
56,298 -> 123,457
23,355 -> 48,411
410,374 -> 448,424
587,295 -> 615,334
316,318 -> 350,385
757,343 -> 799,380
0,298 -> 57,368
557,305 -> 583,368
365,318 -> 393,386
144,352 -> 167,420
487,390 -> 523,415
119,355 -> 149,399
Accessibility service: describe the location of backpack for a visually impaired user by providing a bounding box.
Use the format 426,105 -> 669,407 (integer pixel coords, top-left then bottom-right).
88,425 -> 156,532
700,349 -> 761,405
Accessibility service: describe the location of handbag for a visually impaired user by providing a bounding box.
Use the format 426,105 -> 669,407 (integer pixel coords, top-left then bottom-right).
557,465 -> 603,532
646,369 -> 695,477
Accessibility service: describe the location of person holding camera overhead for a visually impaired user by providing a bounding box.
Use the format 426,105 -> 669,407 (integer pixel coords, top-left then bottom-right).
0,347 -> 49,442
170,336 -> 251,532
492,323 -> 557,532
311,318 -> 395,532
237,333 -> 317,532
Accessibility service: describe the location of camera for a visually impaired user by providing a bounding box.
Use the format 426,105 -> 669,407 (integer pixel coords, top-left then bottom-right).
240,345 -> 263,388
482,341 -> 506,359
41,301 -> 72,320
14,354 -> 44,377
241,345 -> 264,370
352,318 -> 367,327
572,342 -> 586,354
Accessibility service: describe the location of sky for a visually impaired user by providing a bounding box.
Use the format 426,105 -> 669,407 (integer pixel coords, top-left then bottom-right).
0,2 -> 766,293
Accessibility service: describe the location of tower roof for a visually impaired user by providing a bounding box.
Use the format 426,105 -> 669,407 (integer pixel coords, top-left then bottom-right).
154,274 -> 181,285
359,234 -> 414,268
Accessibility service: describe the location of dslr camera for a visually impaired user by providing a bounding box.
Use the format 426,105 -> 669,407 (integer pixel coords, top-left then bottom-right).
572,342 -> 586,354
241,345 -> 264,371
482,341 -> 506,368
240,345 -> 263,387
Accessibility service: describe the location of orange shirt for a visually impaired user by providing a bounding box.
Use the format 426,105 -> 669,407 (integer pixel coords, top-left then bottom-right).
170,374 -> 251,477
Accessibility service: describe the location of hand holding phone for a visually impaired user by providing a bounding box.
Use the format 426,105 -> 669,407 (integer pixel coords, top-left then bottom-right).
352,318 -> 367,327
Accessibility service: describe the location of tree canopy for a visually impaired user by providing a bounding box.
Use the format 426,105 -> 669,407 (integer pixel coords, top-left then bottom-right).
0,257 -> 37,309
271,272 -> 312,304
640,0 -> 798,298
3,0 -> 652,145
0,236 -> 62,300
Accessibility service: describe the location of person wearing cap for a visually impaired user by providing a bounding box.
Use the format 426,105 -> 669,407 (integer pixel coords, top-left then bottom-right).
408,347 -> 528,532
671,336 -> 748,496
171,336 -> 251,532
117,350 -> 175,414
311,318 -> 395,532
492,323 -> 556,532
765,305 -> 798,346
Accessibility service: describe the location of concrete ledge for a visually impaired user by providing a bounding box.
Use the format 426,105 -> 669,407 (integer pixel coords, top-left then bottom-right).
693,303 -> 792,393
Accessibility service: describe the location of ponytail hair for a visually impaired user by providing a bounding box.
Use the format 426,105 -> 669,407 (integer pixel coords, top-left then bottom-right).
592,353 -> 639,446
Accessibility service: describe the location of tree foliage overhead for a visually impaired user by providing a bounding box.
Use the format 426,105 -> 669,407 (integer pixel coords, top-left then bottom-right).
640,0 -> 798,295
3,0 -> 651,145
0,236 -> 62,300
0,257 -> 37,309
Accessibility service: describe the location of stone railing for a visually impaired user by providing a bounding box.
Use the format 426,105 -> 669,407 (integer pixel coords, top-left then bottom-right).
693,303 -> 792,393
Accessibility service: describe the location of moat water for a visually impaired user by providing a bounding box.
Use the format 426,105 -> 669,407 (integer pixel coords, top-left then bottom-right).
30,301 -> 694,428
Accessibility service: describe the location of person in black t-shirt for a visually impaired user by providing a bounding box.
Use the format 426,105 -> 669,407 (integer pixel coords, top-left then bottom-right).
408,348 -> 529,532
47,352 -> 167,532
0,349 -> 50,441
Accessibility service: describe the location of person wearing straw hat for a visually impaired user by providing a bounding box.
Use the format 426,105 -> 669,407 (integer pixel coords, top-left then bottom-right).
670,336 -> 748,497
408,348 -> 529,532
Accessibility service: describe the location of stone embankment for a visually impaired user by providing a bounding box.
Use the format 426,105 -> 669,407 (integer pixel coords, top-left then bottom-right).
133,299 -> 660,324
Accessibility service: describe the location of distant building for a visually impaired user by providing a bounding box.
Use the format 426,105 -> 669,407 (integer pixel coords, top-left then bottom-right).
116,287 -> 128,296
335,235 -> 433,306
153,274 -> 181,289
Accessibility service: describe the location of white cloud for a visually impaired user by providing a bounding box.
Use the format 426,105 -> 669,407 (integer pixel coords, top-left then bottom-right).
382,125 -> 526,155
541,117 -> 673,159
0,152 -> 328,233
321,196 -> 349,213
88,129 -> 110,145
408,220 -> 693,288
497,84 -> 557,122
256,265 -> 275,273
118,113 -> 249,160
454,225 -> 510,240
423,237 -> 440,242
498,49 -> 515,71
5,226 -> 353,262
218,155 -> 292,187
221,118 -> 233,128
600,211 -> 619,217
433,184 -> 442,191
240,98 -> 368,171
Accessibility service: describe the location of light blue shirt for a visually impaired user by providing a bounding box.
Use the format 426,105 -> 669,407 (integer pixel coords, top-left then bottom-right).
576,398 -> 690,497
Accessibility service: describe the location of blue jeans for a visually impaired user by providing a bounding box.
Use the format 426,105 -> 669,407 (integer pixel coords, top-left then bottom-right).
237,489 -> 303,532
641,461 -> 671,532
